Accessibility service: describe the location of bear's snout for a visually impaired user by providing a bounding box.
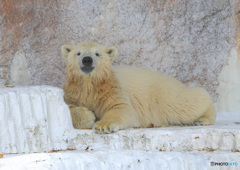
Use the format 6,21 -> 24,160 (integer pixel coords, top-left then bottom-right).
82,56 -> 93,67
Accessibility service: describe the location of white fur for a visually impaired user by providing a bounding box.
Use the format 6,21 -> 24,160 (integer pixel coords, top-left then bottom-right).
62,42 -> 216,134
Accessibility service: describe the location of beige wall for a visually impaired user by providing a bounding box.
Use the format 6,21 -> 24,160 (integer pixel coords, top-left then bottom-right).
0,0 -> 239,112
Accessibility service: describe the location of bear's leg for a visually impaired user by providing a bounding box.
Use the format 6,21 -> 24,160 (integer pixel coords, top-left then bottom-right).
194,104 -> 216,126
93,108 -> 138,134
70,106 -> 96,129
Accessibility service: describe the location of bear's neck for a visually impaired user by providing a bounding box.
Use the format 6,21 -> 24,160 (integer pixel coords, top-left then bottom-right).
63,70 -> 120,117
64,70 -> 114,89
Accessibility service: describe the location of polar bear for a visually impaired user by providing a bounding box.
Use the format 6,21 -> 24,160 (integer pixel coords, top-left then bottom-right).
62,42 -> 216,134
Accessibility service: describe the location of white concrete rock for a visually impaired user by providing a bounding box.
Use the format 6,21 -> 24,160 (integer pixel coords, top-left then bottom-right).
0,86 -> 239,154
0,150 -> 239,170
0,86 -> 73,153
0,86 -> 240,170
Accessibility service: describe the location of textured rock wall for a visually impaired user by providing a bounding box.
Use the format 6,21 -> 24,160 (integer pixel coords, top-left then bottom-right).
0,0 -> 239,111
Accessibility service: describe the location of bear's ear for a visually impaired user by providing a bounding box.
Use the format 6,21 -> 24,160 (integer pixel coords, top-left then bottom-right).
61,45 -> 73,58
105,46 -> 117,58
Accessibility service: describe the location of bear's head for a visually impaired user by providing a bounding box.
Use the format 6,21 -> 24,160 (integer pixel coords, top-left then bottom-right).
61,42 -> 117,82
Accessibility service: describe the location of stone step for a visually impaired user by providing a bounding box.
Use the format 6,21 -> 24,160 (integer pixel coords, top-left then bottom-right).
71,124 -> 240,153
0,86 -> 239,154
0,150 -> 239,170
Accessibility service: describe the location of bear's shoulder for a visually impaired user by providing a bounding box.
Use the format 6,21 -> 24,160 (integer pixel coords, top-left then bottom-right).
113,66 -> 172,82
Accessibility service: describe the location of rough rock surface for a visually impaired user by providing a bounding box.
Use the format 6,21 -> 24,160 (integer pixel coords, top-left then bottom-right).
0,0 -> 240,109
0,86 -> 239,169
0,86 -> 239,154
0,150 -> 239,170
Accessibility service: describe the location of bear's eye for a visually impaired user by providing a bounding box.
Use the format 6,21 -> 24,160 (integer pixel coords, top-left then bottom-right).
95,53 -> 100,57
77,52 -> 81,56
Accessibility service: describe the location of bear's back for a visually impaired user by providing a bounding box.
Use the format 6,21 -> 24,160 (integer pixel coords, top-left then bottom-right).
112,66 -> 213,127
113,66 -> 185,91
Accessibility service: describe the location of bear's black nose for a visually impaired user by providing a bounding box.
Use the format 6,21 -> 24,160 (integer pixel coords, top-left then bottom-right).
82,56 -> 93,66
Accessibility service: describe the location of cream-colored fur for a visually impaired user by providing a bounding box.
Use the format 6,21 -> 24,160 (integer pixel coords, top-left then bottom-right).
62,42 -> 216,134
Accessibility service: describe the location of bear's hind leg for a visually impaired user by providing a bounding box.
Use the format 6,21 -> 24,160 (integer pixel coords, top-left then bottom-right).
194,104 -> 216,126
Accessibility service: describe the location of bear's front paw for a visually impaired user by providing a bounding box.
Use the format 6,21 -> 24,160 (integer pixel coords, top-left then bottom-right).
93,121 -> 120,134
70,106 -> 96,129
82,119 -> 95,129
